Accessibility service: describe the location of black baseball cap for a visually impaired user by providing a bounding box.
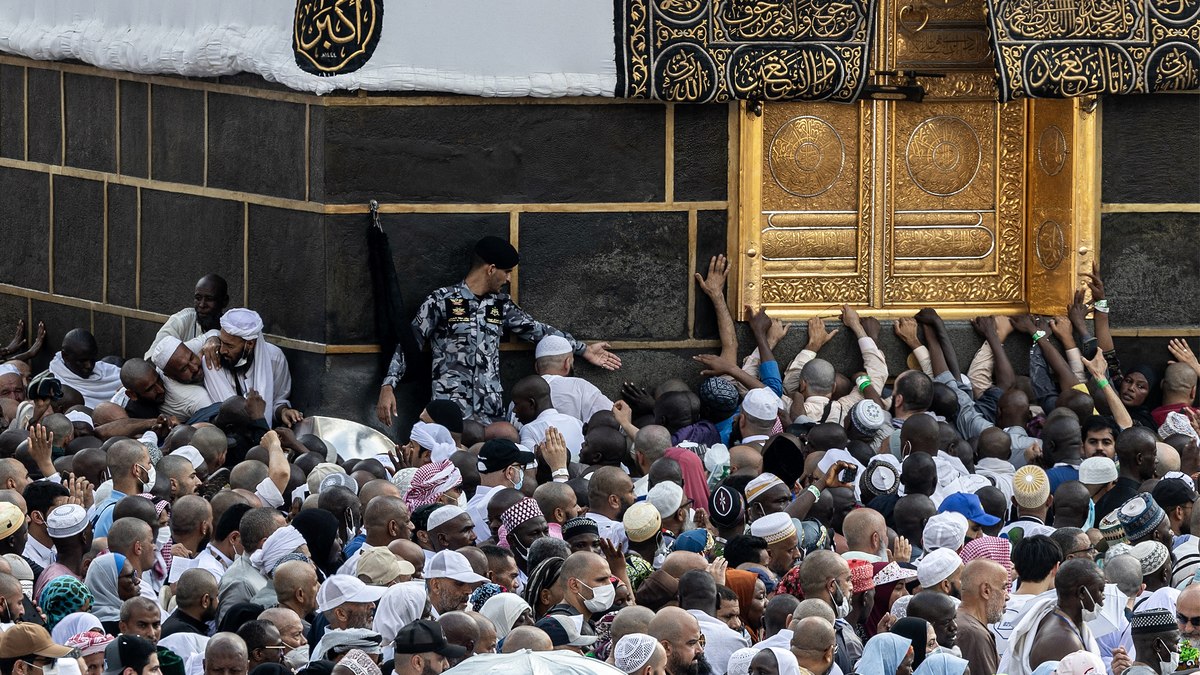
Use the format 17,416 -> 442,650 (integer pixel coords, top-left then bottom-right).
477,439 -> 534,473
1153,477 -> 1198,509
393,620 -> 467,658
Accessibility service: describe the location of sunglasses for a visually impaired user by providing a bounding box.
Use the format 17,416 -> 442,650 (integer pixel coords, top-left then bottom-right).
1178,613 -> 1200,627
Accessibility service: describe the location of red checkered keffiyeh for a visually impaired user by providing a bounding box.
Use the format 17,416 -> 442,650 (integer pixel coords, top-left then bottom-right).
958,535 -> 1013,576
403,461 -> 462,512
65,631 -> 113,656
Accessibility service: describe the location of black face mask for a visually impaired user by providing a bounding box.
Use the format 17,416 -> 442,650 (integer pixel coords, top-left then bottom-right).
0,598 -> 19,624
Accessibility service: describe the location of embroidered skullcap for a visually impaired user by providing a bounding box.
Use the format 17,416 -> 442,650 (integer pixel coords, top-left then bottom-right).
647,481 -> 685,520
709,485 -> 745,529
614,633 -> 659,675
307,463 -> 346,495
46,503 -> 88,539
409,422 -> 458,464
923,512 -> 968,552
337,650 -> 382,675
0,502 -> 25,541
917,548 -> 963,588
1118,493 -> 1166,542
959,536 -> 1013,572
1160,411 -> 1200,443
741,388 -> 782,421
390,467 -> 419,496
848,559 -> 874,594
474,236 -> 519,268
220,308 -> 263,340
500,498 -> 543,533
1079,457 -> 1119,485
726,648 -> 759,675
320,472 -> 360,496
1013,465 -> 1051,509
623,502 -> 661,543
1130,608 -> 1177,634
66,632 -> 113,657
426,505 -> 466,532
562,517 -> 599,541
535,336 -> 573,359
673,529 -> 712,555
1099,511 -> 1127,544
890,594 -> 913,619
699,378 -> 740,417
874,562 -> 918,586
865,461 -> 900,495
750,512 -> 796,546
745,473 -> 786,504
1129,540 -> 1170,576
149,336 -> 184,370
849,400 -> 886,434
797,520 -> 832,554
403,460 -> 462,512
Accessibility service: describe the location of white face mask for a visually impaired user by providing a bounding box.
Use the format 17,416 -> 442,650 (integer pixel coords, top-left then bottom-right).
457,492 -> 468,509
832,584 -> 851,620
578,580 -> 616,613
156,526 -> 172,548
1162,653 -> 1181,674
35,662 -> 58,675
683,508 -> 697,532
144,466 -> 157,491
1080,587 -> 1102,623
283,646 -> 309,671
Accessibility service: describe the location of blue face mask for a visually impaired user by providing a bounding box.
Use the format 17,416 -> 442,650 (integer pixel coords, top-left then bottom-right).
1084,496 -> 1096,531
511,467 -> 524,491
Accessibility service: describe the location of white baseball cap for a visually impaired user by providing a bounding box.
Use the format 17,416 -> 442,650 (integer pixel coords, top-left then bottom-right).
425,550 -> 488,585
317,574 -> 386,614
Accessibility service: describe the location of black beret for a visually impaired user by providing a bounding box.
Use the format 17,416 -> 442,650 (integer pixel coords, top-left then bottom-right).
474,236 -> 519,269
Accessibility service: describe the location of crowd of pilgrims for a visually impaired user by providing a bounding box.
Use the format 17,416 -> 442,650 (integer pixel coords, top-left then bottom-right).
0,245 -> 1196,675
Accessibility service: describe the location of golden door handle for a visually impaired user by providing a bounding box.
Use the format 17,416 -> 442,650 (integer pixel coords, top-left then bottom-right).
746,248 -> 758,258
898,4 -> 930,33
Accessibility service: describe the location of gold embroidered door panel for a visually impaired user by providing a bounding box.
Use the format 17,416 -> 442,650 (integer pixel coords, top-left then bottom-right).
736,0 -> 1097,319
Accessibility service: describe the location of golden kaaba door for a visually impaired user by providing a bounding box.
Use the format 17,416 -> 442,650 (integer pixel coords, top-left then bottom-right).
736,0 -> 1097,319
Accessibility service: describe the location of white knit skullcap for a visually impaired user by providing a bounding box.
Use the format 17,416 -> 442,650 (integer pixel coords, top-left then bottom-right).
614,633 -> 659,674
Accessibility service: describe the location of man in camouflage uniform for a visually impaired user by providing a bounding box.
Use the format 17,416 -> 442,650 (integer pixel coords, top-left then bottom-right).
376,236 -> 621,424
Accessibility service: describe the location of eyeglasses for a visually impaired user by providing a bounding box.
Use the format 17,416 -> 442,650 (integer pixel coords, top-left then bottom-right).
1178,613 -> 1200,627
685,635 -> 706,648
1066,546 -> 1097,559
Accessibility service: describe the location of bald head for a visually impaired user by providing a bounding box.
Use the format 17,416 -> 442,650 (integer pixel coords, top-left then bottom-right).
502,626 -> 552,653
900,414 -> 939,455
800,359 -> 836,396
729,445 -> 763,476
610,605 -> 656,647
634,426 -> 672,466
661,551 -> 707,578
205,632 -> 248,661
790,616 -> 835,652
440,611 -> 480,654
843,508 -> 886,556
647,606 -> 699,644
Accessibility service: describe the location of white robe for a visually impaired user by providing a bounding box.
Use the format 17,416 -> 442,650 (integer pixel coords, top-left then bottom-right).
49,351 -> 122,408
997,590 -> 1099,675
200,339 -> 292,426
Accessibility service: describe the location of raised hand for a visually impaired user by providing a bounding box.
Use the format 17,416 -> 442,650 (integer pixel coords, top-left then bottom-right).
2,320 -> 25,355
894,317 -> 921,347
767,317 -> 790,348
1011,314 -> 1038,335
748,306 -> 773,337
200,336 -> 222,371
1048,316 -> 1073,345
1068,288 -> 1089,333
693,354 -> 736,377
1082,349 -> 1110,378
1083,261 -> 1105,302
582,342 -> 622,371
695,254 -> 729,298
246,390 -> 266,421
806,316 -> 839,352
620,382 -> 654,412
1168,338 -> 1200,374
840,304 -> 863,333
538,426 -> 569,473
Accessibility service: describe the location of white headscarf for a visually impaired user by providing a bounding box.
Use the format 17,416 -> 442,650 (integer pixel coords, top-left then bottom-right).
763,648 -> 802,675
409,422 -> 457,463
250,526 -> 308,575
374,581 -> 427,646
220,309 -> 264,340
50,612 -> 103,645
149,336 -> 184,370
479,593 -> 531,640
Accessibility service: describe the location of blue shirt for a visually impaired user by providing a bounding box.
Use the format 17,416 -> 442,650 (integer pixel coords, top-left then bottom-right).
1046,465 -> 1080,494
759,361 -> 783,396
92,489 -> 129,538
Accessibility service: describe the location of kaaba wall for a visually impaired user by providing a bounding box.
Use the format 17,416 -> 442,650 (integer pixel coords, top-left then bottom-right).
0,54 -> 1196,438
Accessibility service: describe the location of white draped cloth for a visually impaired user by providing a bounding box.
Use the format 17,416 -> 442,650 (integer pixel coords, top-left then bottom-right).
997,590 -> 1099,675
200,340 -> 292,426
49,352 -> 122,408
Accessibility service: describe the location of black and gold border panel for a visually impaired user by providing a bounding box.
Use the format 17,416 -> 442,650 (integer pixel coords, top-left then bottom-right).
615,0 -> 879,103
985,0 -> 1200,101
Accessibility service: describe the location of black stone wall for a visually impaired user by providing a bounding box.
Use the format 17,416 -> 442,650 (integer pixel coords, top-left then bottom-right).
0,54 -> 1195,440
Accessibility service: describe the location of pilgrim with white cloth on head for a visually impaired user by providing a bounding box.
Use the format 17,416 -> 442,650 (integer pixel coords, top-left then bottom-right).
197,308 -> 300,426
48,328 -> 122,408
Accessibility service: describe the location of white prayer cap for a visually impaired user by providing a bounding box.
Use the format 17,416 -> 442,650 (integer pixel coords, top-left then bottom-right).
46,504 -> 88,539
647,481 -> 684,520
1079,457 -> 1119,485
220,308 -> 264,340
65,411 -> 93,428
427,505 -> 467,531
614,634 -> 659,675
149,336 -> 184,370
742,387 -> 782,421
923,512 -> 968,552
172,445 -> 205,471
749,512 -> 796,546
917,547 -> 963,588
535,335 -> 573,359
745,473 -> 786,504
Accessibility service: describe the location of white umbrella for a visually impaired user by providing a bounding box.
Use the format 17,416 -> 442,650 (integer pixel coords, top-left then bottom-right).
444,650 -> 625,675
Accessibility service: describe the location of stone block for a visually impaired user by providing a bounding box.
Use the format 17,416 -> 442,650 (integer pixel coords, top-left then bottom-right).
139,190 -> 243,314
0,66 -> 24,160
125,317 -> 163,360
693,210 -> 730,340
322,104 -> 666,204
119,81 -> 148,178
0,167 -> 50,291
1101,211 -> 1200,327
308,105 -> 324,203
29,300 -> 91,373
207,94 -> 307,200
26,68 -> 61,166
92,311 -> 122,359
150,86 -> 204,185
106,184 -> 138,307
519,211 -> 690,341
1102,94 -> 1200,204
0,295 -> 29,352
674,103 -> 729,202
247,206 -> 326,342
52,176 -> 105,301
63,73 -> 116,173
322,212 -> 509,345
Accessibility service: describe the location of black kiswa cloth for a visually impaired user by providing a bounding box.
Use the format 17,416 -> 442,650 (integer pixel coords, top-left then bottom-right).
367,217 -> 429,384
